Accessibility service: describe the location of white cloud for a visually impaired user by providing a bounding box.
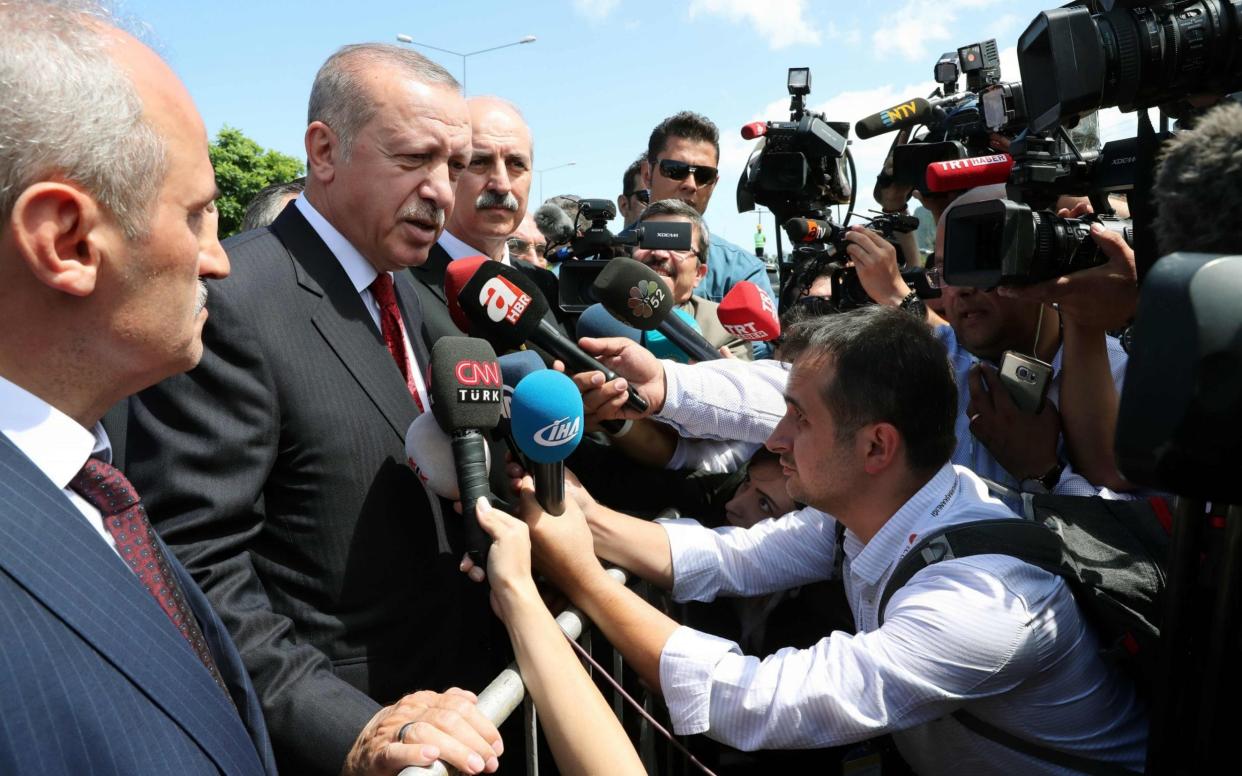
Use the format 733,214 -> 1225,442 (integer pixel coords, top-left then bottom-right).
688,0 -> 821,50
572,0 -> 620,21
871,0 -> 1006,62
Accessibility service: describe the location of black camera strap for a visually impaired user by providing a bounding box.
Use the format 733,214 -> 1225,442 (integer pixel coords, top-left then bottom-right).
1131,108 -> 1161,284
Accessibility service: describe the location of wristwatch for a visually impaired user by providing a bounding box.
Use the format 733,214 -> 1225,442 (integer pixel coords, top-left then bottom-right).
898,289 -> 925,318
1020,462 -> 1065,494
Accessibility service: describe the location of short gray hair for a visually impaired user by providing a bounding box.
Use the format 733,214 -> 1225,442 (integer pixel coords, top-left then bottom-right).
308,43 -> 459,160
241,177 -> 304,232
0,0 -> 168,239
637,198 -> 710,262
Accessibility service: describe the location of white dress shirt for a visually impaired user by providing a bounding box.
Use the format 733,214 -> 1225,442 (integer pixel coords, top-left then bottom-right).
0,375 -> 118,554
437,229 -> 511,266
295,196 -> 429,408
658,464 -> 1148,774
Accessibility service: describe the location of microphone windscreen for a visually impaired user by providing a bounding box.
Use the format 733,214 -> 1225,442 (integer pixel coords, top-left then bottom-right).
740,122 -> 767,140
575,303 -> 640,343
718,280 -> 782,342
498,350 -> 546,421
591,258 -> 674,331
457,261 -> 551,352
405,411 -> 491,500
643,308 -> 701,363
511,370 -> 584,465
429,337 -> 503,432
925,153 -> 1014,193
854,97 -> 932,140
443,256 -> 490,333
533,203 -> 575,244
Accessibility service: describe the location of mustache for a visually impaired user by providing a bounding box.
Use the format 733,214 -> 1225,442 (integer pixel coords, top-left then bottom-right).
398,201 -> 446,229
475,190 -> 520,212
194,279 -> 208,316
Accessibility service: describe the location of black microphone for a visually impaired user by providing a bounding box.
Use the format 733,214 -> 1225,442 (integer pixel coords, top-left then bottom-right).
854,96 -> 933,140
428,337 -> 504,566
533,202 -> 576,245
592,258 -> 721,363
455,261 -> 651,414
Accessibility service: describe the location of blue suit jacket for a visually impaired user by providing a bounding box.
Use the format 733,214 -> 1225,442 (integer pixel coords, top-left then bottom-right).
0,433 -> 278,775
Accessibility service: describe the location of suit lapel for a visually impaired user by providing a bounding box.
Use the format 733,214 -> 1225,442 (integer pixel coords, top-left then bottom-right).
272,207 -> 418,442
0,436 -> 261,775
408,243 -> 450,304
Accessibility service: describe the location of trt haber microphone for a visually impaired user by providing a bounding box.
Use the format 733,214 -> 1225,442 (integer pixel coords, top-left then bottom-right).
404,411 -> 492,500
853,97 -> 932,140
442,255 -> 491,334
428,337 -> 503,565
924,153 -> 1013,193
718,280 -> 782,343
455,261 -> 650,414
592,258 -> 721,363
740,122 -> 767,140
510,370 -> 584,516
575,303 -> 641,344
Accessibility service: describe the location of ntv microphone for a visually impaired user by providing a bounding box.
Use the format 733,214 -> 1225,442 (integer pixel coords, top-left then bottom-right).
454,260 -> 651,415
718,281 -> 782,343
510,370 -> 584,516
592,258 -> 721,363
924,153 -> 1014,193
428,337 -> 503,566
853,97 -> 933,140
405,412 -> 492,501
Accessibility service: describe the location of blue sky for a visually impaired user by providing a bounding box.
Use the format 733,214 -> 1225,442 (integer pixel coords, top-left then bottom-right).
124,0 -> 1137,249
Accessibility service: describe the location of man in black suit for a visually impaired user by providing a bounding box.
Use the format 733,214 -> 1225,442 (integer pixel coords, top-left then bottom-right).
126,44 -> 505,776
0,2 -> 275,772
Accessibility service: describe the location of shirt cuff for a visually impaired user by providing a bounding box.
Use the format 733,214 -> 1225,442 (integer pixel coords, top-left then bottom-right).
659,626 -> 741,736
663,518 -> 723,603
656,361 -> 692,428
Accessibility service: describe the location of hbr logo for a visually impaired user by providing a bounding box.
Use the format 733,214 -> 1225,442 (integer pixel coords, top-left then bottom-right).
480,276 -> 533,325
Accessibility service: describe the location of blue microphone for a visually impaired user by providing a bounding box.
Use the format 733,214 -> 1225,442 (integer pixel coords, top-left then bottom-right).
497,350 -> 547,441
575,303 -> 640,343
511,370 -> 585,515
643,307 -> 702,363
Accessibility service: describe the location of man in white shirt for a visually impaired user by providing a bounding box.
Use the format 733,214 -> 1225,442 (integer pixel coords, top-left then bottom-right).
515,306 -> 1147,773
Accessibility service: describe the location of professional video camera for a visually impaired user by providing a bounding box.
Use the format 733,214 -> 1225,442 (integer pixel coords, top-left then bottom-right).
554,198 -> 692,313
1018,0 -> 1242,134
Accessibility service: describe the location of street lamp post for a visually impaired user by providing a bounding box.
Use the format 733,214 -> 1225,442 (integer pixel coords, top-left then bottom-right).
394,34 -> 536,94
535,162 -> 576,204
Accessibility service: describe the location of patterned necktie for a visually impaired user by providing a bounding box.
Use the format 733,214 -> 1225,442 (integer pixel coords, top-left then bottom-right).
69,457 -> 232,700
371,272 -> 424,411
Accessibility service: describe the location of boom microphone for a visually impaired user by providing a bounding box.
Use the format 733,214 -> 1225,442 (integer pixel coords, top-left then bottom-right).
455,261 -> 651,414
511,370 -> 585,516
854,97 -> 932,140
443,255 -> 490,333
428,337 -> 504,565
533,202 -> 576,245
924,153 -> 1014,193
591,258 -> 721,363
718,281 -> 781,343
404,412 -> 492,500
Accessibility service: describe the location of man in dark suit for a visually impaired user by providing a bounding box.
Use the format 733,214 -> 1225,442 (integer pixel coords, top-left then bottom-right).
0,3 -> 275,773
126,44 -> 505,776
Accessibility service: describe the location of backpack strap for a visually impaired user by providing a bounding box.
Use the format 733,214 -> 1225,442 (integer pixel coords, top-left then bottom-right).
952,710 -> 1141,775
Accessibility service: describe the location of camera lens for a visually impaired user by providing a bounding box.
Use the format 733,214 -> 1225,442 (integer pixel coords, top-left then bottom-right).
1017,366 -> 1034,381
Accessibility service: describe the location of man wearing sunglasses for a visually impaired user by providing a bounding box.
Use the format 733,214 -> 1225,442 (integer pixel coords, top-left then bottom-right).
617,154 -> 650,228
642,112 -> 775,356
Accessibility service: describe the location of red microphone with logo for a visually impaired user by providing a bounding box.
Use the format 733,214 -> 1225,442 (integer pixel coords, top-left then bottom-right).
443,255 -> 490,333
717,281 -> 782,343
924,153 -> 1014,193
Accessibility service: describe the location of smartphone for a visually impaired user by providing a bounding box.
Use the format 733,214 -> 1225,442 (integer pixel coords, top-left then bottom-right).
998,351 -> 1053,413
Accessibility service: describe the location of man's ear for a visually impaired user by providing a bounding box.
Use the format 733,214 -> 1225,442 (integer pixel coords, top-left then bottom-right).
860,422 -> 902,476
9,182 -> 108,297
640,160 -> 652,189
305,121 -> 339,183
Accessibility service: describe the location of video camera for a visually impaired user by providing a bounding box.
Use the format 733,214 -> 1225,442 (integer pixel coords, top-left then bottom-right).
554,198 -> 693,313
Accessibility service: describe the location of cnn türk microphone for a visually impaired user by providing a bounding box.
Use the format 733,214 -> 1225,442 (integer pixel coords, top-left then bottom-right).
718,281 -> 782,343
428,337 -> 503,565
592,258 -> 721,363
404,412 -> 492,500
455,261 -> 651,414
443,255 -> 491,333
924,153 -> 1014,193
854,97 -> 932,140
511,370 -> 584,516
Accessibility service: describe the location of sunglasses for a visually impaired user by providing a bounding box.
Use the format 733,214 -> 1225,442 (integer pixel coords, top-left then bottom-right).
658,159 -> 719,186
624,188 -> 651,204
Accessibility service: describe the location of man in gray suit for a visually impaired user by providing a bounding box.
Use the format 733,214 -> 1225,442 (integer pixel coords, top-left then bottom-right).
127,44 -> 505,776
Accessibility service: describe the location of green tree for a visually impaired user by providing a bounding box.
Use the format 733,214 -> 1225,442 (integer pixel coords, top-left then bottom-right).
209,125 -> 304,238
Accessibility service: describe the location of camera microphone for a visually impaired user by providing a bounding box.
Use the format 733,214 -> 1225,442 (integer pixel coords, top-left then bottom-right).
718,281 -> 782,343
740,122 -> 768,140
534,202 -> 576,244
924,153 -> 1014,193
592,258 -> 721,363
854,97 -> 933,140
785,217 -> 842,244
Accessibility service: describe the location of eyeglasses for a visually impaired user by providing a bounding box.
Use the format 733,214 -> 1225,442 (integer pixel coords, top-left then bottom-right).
506,237 -> 546,257
623,188 -> 651,204
657,159 -> 719,186
637,245 -> 700,264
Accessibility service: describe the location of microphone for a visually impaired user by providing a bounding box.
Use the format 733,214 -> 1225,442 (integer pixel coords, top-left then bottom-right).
924,153 -> 1014,193
643,308 -> 703,363
740,122 -> 767,140
497,349 -> 546,441
454,260 -> 651,414
404,412 -> 492,500
443,255 -> 491,333
784,217 -> 843,244
575,303 -> 641,343
591,258 -> 721,363
533,202 -> 576,245
428,337 -> 504,565
510,370 -> 584,516
854,97 -> 932,140
718,281 -> 782,342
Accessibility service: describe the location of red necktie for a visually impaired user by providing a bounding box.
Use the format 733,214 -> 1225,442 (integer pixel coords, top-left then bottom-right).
371,273 -> 424,411
69,457 -> 232,699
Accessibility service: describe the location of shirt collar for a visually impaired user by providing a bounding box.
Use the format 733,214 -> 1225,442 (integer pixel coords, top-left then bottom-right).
438,229 -> 511,266
0,374 -> 111,489
845,463 -> 961,587
295,195 -> 379,294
